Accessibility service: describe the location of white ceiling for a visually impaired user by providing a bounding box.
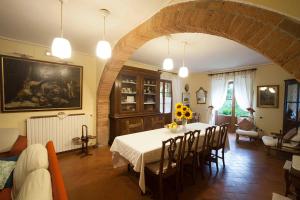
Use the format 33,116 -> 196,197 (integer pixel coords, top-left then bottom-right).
0,0 -> 270,72
131,33 -> 270,72
0,0 -> 171,53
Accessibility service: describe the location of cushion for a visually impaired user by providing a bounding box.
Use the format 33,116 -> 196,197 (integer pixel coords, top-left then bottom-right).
0,188 -> 12,200
283,128 -> 297,140
236,129 -> 258,137
272,193 -> 291,200
9,136 -> 27,156
0,160 -> 16,189
13,144 -> 49,198
0,156 -> 18,189
16,168 -> 53,200
262,136 -> 278,147
237,118 -> 254,131
146,160 -> 176,175
0,128 -> 20,153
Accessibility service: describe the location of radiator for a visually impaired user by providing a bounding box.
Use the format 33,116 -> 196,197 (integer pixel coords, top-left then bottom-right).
27,114 -> 91,153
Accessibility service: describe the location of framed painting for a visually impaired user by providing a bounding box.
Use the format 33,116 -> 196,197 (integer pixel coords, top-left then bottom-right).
182,92 -> 190,107
1,55 -> 83,112
196,87 -> 207,104
257,85 -> 279,108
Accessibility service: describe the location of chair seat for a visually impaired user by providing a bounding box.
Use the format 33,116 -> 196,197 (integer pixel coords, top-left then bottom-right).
146,160 -> 176,175
236,129 -> 258,137
262,136 -> 278,147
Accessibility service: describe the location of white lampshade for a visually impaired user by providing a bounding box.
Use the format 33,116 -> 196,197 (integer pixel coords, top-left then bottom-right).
51,37 -> 72,59
162,58 -> 174,71
178,66 -> 189,78
96,40 -> 112,59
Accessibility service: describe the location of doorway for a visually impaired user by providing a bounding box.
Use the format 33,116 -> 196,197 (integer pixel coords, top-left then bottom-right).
216,81 -> 249,132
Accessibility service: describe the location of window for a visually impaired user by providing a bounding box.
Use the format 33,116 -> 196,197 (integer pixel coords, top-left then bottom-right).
160,80 -> 172,114
218,82 -> 249,117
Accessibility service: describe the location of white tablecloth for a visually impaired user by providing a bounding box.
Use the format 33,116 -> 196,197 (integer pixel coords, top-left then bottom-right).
110,122 -> 230,193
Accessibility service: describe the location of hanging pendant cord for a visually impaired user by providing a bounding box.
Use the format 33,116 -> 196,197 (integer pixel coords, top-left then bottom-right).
182,42 -> 186,66
167,38 -> 170,56
60,0 -> 63,37
103,15 -> 106,40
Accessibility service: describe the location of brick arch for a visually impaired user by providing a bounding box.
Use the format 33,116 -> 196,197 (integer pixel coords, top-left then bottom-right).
97,0 -> 300,145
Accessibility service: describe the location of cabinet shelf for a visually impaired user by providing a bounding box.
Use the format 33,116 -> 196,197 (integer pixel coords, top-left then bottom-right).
144,84 -> 156,87
144,93 -> 156,96
144,102 -> 156,104
121,102 -> 136,104
121,92 -> 137,95
122,81 -> 136,84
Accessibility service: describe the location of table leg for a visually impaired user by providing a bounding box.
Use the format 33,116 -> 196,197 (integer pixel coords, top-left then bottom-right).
284,169 -> 291,196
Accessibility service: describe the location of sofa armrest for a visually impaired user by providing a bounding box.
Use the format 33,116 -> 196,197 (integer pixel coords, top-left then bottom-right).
9,136 -> 27,156
46,141 -> 68,200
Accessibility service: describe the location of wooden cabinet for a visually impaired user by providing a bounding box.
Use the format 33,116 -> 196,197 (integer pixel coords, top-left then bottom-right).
109,66 -> 165,144
283,79 -> 300,134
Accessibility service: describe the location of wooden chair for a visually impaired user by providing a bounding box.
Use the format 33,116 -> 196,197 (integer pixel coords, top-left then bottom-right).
262,128 -> 300,155
211,123 -> 229,172
145,136 -> 183,200
198,126 -> 215,176
180,130 -> 200,187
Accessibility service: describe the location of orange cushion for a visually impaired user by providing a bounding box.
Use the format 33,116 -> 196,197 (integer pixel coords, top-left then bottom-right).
46,141 -> 68,200
9,136 -> 27,156
0,188 -> 12,200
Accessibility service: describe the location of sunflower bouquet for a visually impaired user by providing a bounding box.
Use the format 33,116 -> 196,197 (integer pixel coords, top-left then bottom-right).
175,103 -> 193,125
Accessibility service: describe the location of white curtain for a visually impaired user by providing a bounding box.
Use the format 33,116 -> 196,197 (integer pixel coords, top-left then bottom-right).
161,72 -> 183,120
234,70 -> 255,111
209,74 -> 229,124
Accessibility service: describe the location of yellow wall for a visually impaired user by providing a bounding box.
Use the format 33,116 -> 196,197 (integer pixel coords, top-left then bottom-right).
242,0 -> 300,20
0,37 -> 99,138
184,63 -> 294,135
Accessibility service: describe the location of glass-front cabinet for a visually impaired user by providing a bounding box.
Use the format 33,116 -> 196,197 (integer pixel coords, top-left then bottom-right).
120,74 -> 138,113
283,79 -> 300,134
143,77 -> 158,112
160,80 -> 172,124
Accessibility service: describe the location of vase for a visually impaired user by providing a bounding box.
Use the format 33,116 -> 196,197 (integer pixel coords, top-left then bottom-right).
182,118 -> 187,131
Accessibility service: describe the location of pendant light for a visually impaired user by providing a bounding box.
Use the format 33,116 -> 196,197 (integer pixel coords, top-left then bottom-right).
178,42 -> 189,78
96,9 -> 112,60
162,36 -> 174,70
51,0 -> 72,59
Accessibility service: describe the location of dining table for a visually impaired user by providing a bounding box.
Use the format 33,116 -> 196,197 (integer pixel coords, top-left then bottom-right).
110,122 -> 230,193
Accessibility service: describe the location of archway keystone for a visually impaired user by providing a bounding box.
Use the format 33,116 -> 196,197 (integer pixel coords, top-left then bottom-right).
97,0 -> 300,145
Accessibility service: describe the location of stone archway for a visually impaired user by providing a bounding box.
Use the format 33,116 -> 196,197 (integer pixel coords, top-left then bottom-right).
97,0 -> 300,145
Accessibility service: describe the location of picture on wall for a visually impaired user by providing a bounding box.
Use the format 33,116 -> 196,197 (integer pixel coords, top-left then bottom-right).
257,85 -> 279,108
1,55 -> 83,112
196,87 -> 207,104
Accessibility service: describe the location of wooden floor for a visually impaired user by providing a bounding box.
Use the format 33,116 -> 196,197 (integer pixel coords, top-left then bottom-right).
58,134 -> 288,200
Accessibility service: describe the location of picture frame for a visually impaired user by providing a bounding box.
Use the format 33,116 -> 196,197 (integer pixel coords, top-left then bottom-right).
1,55 -> 83,112
257,85 -> 279,108
182,92 -> 190,107
196,87 -> 207,104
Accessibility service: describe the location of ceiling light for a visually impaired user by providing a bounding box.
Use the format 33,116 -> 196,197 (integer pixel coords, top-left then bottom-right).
269,88 -> 276,93
96,9 -> 112,59
162,36 -> 174,70
178,42 -> 189,78
259,87 -> 267,91
51,0 -> 72,59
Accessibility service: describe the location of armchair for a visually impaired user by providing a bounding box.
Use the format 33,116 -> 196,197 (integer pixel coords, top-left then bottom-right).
262,128 -> 300,155
235,117 -> 260,143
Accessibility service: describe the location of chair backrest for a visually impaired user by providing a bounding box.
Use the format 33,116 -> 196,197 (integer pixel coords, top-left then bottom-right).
201,127 -> 215,152
182,130 -> 201,159
159,136 -> 184,175
215,123 -> 229,148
